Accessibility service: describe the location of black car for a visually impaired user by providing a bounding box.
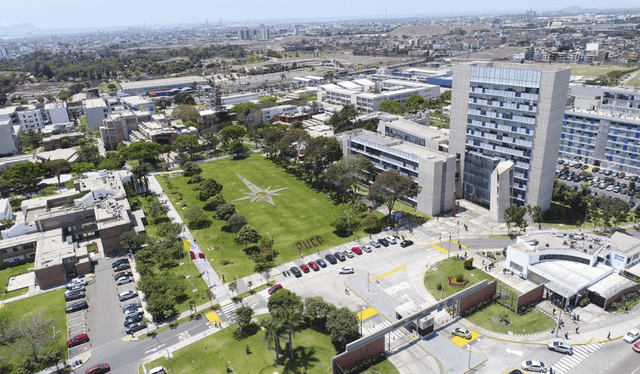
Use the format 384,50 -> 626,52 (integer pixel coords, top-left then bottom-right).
114,271 -> 133,280
65,291 -> 85,302
325,254 -> 337,264
65,301 -> 89,314
124,314 -> 143,327
334,252 -> 346,261
289,266 -> 302,277
113,263 -> 131,272
378,238 -> 390,247
122,303 -> 142,313
111,259 -> 129,269
400,240 -> 414,248
125,322 -> 146,335
315,258 -> 327,268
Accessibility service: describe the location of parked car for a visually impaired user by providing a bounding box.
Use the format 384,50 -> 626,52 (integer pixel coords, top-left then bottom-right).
307,261 -> 320,271
452,327 -> 472,339
547,341 -> 573,354
361,245 -> 373,253
122,303 -> 142,313
85,363 -> 110,374
114,271 -> 133,280
111,259 -> 129,269
315,258 -> 327,268
633,342 -> 640,353
124,314 -> 144,327
66,278 -> 87,289
369,240 -> 381,248
385,235 -> 397,244
124,308 -> 144,319
520,360 -> 547,373
351,246 -> 363,255
116,276 -> 134,286
268,284 -> 283,295
118,290 -> 138,302
325,254 -> 337,264
114,263 -> 131,272
65,284 -> 86,294
290,266 -> 302,277
66,301 -> 89,314
65,291 -> 86,302
67,333 -> 89,347
624,329 -> 640,343
146,367 -> 167,374
339,266 -> 354,275
300,264 -> 310,273
378,238 -> 390,247
400,240 -> 414,248
592,167 -> 600,173
125,322 -> 146,335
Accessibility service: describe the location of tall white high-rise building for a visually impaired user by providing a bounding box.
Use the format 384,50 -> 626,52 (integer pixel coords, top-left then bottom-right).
449,62 -> 570,215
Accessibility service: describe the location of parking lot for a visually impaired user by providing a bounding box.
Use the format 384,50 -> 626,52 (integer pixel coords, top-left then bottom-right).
65,256 -> 143,358
557,160 -> 639,206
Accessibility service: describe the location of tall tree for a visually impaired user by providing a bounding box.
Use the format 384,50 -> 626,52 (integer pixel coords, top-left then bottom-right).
261,318 -> 283,364
326,307 -> 360,352
304,136 -> 343,182
198,178 -> 223,201
324,155 -> 376,201
220,124 -> 247,142
277,128 -> 311,161
237,225 -> 260,251
378,100 -> 406,115
173,104 -> 200,123
368,170 -> 421,218
2,312 -> 56,365
235,306 -> 255,334
172,135 -> 199,159
268,289 -> 304,359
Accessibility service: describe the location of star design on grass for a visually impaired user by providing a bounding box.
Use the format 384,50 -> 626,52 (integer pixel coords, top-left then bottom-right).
230,174 -> 290,206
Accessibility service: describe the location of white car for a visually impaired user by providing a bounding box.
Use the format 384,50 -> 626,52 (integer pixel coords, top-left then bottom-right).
624,329 -> 640,343
547,341 -> 573,354
116,276 -> 134,286
369,240 -> 381,248
361,245 -> 372,253
385,235 -> 397,244
339,266 -> 354,275
452,327 -> 472,339
66,278 -> 87,289
521,360 -> 548,373
123,307 -> 144,319
65,285 -> 85,294
118,290 -> 138,302
343,249 -> 355,258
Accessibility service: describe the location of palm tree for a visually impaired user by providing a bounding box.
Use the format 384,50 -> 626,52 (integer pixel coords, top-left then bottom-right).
262,319 -> 283,365
284,311 -> 302,359
228,280 -> 238,296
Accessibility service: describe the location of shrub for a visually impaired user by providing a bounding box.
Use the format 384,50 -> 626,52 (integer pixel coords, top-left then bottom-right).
579,297 -> 590,307
455,273 -> 464,283
436,284 -> 443,291
463,258 -> 474,270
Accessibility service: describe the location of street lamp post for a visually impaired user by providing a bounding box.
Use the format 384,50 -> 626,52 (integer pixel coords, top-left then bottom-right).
447,233 -> 451,259
367,272 -> 370,292
468,344 -> 472,369
166,349 -> 174,374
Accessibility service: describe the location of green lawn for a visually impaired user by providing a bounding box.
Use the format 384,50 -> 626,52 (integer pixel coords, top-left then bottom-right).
627,71 -> 640,87
466,303 -> 556,335
145,317 -> 338,374
361,358 -> 401,374
169,262 -> 211,314
557,64 -> 626,77
158,154 -> 375,281
424,257 -> 496,300
0,263 -> 33,300
139,194 -> 169,237
0,289 -> 69,373
98,81 -> 120,92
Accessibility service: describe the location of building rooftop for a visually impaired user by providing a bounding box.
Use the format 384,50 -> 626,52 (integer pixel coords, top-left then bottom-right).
34,229 -> 77,270
119,96 -> 153,106
120,76 -> 207,90
83,98 -> 106,109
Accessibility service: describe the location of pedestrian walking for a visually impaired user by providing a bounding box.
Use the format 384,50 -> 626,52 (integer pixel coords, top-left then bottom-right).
552,308 -> 556,315
608,331 -> 611,339
565,332 -> 569,340
482,259 -> 485,266
576,327 -> 579,334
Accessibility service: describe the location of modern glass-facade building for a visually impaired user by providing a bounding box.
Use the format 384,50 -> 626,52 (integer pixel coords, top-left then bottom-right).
450,62 -> 570,213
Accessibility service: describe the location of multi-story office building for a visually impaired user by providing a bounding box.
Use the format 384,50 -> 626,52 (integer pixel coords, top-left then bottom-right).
450,62 -> 571,214
0,119 -> 20,156
336,119 -> 456,216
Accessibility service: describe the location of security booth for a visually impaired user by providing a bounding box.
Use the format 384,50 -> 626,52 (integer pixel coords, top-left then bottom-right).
414,315 -> 435,336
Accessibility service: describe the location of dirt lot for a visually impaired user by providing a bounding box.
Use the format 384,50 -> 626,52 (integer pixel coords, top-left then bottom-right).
10,81 -> 70,100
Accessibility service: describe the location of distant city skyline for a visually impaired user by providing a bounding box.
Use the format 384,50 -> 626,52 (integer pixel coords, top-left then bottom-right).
4,0 -> 640,31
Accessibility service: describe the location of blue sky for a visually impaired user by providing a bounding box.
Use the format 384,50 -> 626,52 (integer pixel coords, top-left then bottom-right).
7,0 -> 639,30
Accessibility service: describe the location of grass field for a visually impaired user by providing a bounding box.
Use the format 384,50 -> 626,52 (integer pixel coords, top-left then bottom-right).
424,257 -> 496,300
627,71 -> 640,87
158,154 -> 374,281
145,317 -> 338,374
558,64 -> 627,77
0,263 -> 33,301
0,289 -> 69,373
466,303 -> 556,335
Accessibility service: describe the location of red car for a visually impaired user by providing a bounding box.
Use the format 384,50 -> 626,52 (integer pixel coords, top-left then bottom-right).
85,363 -> 110,374
67,333 -> 89,348
300,264 -> 310,273
351,246 -> 363,255
307,261 -> 320,271
268,284 -> 283,295
634,342 -> 640,353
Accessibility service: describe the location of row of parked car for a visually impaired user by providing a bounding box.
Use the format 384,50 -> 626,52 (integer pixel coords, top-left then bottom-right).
559,159 -> 640,181
112,258 -> 148,335
287,235 -> 414,278
63,277 -> 91,351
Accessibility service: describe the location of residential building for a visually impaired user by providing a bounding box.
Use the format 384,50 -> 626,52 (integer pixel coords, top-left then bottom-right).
262,105 -> 298,123
0,119 -> 19,156
119,76 -> 208,96
336,121 -> 456,216
119,96 -> 156,114
449,62 -> 571,215
99,110 -> 152,151
83,98 -> 114,129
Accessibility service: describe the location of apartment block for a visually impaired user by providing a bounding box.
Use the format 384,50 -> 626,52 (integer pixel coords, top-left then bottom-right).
450,62 -> 570,214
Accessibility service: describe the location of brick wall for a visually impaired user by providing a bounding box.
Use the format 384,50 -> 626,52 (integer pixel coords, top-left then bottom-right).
35,265 -> 67,289
99,224 -> 130,256
332,336 -> 385,374
76,261 -> 91,275
458,280 -> 497,316
517,284 -> 545,311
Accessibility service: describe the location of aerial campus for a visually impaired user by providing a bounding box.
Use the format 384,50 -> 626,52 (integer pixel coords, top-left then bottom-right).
2,3 -> 640,374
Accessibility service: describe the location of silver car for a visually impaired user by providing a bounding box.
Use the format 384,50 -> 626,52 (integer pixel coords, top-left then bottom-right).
547,341 -> 573,354
521,360 -> 547,373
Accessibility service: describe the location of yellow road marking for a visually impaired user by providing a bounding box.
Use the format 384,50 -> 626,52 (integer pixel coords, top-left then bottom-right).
432,244 -> 448,254
205,311 -> 221,324
357,307 -> 379,321
451,240 -> 469,250
451,330 -> 480,347
369,266 -> 407,281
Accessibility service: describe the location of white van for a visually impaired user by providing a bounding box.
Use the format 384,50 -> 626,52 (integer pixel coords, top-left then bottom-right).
146,366 -> 166,374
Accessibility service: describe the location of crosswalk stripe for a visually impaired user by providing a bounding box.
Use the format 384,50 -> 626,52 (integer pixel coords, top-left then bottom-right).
552,343 -> 602,373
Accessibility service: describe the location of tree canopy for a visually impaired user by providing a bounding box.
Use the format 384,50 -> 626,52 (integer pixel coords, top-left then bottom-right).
368,169 -> 421,217
172,134 -> 199,159
173,104 -> 200,123
378,100 -> 406,115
